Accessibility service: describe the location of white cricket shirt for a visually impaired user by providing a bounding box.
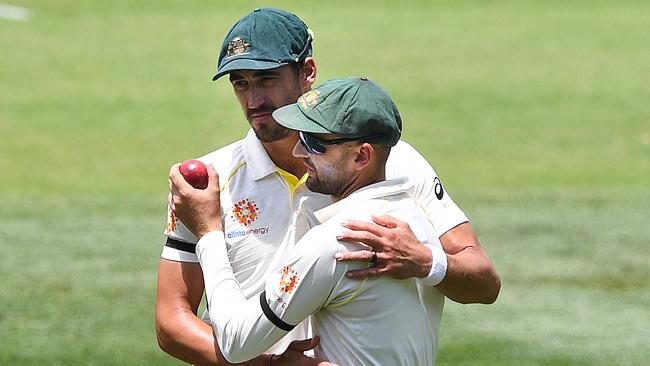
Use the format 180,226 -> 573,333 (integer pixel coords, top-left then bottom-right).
163,130 -> 330,354
163,130 -> 331,296
196,178 -> 445,365
161,130 -> 468,354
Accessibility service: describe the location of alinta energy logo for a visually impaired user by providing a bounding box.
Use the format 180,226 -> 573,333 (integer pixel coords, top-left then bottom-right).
227,198 -> 269,239
232,198 -> 259,226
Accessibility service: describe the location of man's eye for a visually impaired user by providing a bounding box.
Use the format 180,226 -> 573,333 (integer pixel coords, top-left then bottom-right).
232,80 -> 247,88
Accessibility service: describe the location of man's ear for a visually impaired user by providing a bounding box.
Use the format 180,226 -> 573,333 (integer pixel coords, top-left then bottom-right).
301,57 -> 317,90
353,143 -> 374,171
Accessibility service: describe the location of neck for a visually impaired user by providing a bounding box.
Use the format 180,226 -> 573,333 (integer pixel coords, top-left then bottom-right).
261,133 -> 306,177
332,170 -> 386,203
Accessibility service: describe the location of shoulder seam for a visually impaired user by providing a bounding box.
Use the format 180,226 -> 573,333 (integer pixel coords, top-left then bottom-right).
220,162 -> 247,190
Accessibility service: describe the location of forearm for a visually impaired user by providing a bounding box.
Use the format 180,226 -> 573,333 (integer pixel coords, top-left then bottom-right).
156,308 -> 226,366
197,231 -> 287,363
436,245 -> 500,304
155,258 -> 272,366
157,308 -> 276,366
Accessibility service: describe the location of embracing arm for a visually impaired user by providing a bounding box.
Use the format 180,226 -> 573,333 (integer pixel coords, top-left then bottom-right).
436,222 -> 500,304
336,141 -> 499,303
336,216 -> 500,304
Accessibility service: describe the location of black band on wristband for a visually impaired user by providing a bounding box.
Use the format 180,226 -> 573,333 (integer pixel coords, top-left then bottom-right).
259,291 -> 295,332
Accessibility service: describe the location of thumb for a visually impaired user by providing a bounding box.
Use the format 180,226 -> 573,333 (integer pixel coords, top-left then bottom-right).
371,214 -> 400,229
169,163 -> 190,190
206,163 -> 220,188
287,335 -> 320,352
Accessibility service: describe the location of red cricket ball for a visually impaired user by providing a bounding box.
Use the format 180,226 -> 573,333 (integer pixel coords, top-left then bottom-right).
179,160 -> 209,189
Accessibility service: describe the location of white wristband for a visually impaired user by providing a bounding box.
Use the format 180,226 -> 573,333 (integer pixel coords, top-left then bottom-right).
422,244 -> 448,286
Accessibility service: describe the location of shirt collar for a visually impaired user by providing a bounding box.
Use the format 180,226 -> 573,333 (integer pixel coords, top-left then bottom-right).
242,129 -> 279,181
313,177 -> 413,224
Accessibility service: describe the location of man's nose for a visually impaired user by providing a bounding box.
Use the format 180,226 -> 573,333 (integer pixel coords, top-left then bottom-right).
293,140 -> 308,158
247,87 -> 265,110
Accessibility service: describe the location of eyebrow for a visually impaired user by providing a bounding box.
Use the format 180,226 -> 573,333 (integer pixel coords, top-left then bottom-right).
229,69 -> 281,82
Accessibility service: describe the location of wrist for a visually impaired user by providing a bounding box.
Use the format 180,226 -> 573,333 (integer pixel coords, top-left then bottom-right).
195,230 -> 225,249
417,244 -> 434,278
196,224 -> 223,240
421,244 -> 448,286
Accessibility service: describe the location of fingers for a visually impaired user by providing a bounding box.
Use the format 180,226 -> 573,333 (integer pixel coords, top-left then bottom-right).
168,162 -> 191,190
168,163 -> 190,209
169,162 -> 221,192
334,249 -> 376,263
168,163 -> 181,177
336,229 -> 384,251
340,219 -> 387,237
370,214 -> 402,229
336,250 -> 385,278
166,191 -> 175,211
344,266 -> 387,279
206,163 -> 220,189
287,335 -> 320,352
168,164 -> 178,193
336,249 -> 392,280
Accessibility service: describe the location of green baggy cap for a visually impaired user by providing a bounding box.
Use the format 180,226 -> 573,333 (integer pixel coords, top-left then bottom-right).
212,8 -> 313,81
272,77 -> 402,147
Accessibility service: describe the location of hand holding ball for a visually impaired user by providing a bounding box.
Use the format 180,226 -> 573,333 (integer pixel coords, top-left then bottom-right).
179,160 -> 209,189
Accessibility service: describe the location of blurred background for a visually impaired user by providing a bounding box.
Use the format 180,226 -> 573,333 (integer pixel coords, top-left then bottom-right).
1,0 -> 648,364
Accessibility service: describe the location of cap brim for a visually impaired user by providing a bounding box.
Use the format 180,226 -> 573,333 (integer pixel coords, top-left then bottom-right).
272,104 -> 331,134
212,58 -> 288,81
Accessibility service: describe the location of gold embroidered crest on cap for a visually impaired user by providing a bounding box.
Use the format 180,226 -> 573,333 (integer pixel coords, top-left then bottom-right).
226,37 -> 251,57
298,90 -> 321,109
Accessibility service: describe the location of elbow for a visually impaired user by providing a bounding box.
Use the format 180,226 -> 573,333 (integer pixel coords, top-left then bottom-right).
458,262 -> 501,305
484,276 -> 501,304
155,309 -> 189,357
481,268 -> 501,305
155,317 -> 176,355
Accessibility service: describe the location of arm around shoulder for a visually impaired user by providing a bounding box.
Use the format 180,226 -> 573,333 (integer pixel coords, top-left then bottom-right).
437,223 -> 501,304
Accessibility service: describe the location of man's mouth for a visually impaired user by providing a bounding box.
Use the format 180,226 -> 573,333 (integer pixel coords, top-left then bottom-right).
303,159 -> 316,174
249,112 -> 272,122
247,107 -> 275,122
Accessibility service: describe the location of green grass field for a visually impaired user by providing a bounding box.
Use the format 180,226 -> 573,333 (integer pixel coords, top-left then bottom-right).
1,0 -> 648,364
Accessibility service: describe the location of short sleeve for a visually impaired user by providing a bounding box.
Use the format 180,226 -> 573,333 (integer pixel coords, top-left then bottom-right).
161,202 -> 199,262
386,141 -> 469,236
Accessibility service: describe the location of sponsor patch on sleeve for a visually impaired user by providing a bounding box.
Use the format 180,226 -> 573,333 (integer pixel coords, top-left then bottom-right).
279,266 -> 300,294
164,205 -> 177,235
